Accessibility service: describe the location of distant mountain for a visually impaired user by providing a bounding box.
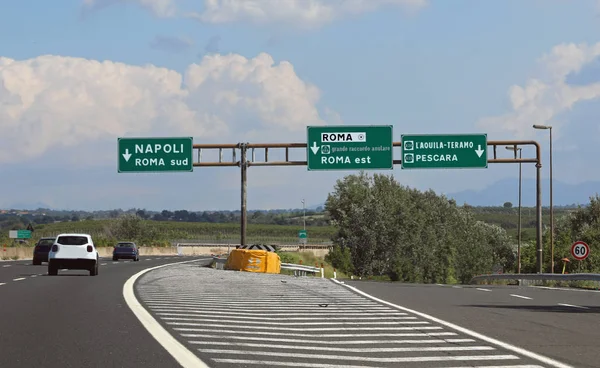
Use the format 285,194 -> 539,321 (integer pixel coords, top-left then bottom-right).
447,179 -> 600,207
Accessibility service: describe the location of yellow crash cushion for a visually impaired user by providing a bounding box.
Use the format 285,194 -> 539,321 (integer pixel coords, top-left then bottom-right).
225,249 -> 281,274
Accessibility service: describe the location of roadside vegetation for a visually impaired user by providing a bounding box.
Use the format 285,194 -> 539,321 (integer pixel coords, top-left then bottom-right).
324,173 -> 514,284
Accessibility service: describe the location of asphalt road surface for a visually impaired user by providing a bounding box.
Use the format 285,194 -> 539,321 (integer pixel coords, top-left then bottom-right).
2,256 -> 592,368
0,255 -> 212,368
134,264 -> 571,368
346,280 -> 600,368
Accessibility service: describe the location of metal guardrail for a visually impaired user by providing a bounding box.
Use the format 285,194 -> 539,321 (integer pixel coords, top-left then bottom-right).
176,243 -> 331,250
470,273 -> 600,284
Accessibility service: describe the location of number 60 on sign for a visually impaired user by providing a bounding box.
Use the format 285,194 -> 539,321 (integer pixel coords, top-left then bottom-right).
571,241 -> 590,261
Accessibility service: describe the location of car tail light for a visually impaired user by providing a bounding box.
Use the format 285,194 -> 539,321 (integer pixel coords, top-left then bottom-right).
87,245 -> 93,252
51,244 -> 58,252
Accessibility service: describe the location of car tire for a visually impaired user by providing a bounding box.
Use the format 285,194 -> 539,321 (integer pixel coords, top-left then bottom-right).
33,259 -> 41,266
48,262 -> 58,276
112,257 -> 118,261
90,261 -> 98,276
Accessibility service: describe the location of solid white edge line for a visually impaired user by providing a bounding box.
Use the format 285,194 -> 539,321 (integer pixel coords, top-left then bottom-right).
123,258 -> 211,368
330,279 -> 573,368
557,303 -> 589,310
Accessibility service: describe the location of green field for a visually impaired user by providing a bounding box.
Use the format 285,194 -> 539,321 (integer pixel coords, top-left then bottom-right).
4,220 -> 335,247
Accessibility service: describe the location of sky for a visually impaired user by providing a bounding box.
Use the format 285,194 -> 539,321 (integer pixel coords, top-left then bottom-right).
1,0 -> 600,211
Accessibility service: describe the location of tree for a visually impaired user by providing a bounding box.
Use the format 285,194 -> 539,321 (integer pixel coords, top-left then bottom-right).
325,172 -> 513,283
503,202 -> 513,208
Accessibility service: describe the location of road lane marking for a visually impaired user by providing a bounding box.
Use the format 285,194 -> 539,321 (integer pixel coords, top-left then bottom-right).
30,275 -> 37,278
192,341 -> 496,352
332,279 -> 574,368
173,328 -> 458,338
156,312 -> 416,321
510,294 -> 532,300
160,316 -> 429,325
200,350 -> 519,363
558,303 -> 589,310
532,285 -> 600,294
212,360 -> 544,368
184,334 -> 473,346
13,277 -> 25,281
101,263 -> 107,266
150,308 -> 408,317
477,288 -> 492,292
167,322 -> 442,331
452,286 -> 463,289
2,265 -> 10,267
123,258 -> 211,368
0,283 -> 5,286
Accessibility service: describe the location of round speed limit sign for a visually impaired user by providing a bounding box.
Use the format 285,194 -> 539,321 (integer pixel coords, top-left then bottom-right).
571,241 -> 590,261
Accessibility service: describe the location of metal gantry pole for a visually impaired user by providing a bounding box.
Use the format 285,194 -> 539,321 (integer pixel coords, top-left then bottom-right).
549,127 -> 554,273
194,140 -> 542,267
536,159 -> 543,274
240,143 -> 248,246
518,148 -> 522,274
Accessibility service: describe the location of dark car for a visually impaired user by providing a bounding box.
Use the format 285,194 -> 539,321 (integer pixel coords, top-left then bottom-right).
112,242 -> 139,261
33,237 -> 56,265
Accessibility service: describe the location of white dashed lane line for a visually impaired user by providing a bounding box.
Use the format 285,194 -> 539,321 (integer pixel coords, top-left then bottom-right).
476,288 -> 492,292
0,283 -> 5,286
2,265 -> 10,268
13,277 -> 26,281
510,294 -> 533,300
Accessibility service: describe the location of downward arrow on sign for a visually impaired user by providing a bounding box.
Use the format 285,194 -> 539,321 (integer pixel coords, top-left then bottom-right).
475,145 -> 484,158
122,149 -> 132,162
310,142 -> 320,154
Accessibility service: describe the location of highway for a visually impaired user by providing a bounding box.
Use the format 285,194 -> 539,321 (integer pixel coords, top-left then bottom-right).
1,256 -> 593,368
0,255 -> 212,368
345,280 -> 600,368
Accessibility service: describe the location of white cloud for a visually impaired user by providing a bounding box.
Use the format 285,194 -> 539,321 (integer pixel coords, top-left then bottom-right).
477,42 -> 600,139
192,0 -> 427,28
83,0 -> 177,17
0,52 -> 331,164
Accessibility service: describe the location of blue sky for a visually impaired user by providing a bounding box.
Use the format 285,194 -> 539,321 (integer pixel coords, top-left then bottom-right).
1,0 -> 600,211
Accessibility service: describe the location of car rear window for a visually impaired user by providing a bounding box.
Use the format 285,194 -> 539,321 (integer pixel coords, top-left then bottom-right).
117,243 -> 134,247
38,239 -> 55,246
56,236 -> 89,245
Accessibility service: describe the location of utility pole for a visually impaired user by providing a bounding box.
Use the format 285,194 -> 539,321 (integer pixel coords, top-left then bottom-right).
302,199 -> 306,231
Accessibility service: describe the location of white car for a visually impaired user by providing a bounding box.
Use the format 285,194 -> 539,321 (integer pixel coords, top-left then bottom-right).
48,233 -> 99,276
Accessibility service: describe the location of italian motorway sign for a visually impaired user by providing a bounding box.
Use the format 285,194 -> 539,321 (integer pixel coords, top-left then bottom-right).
401,134 -> 488,169
306,125 -> 393,171
118,137 -> 193,173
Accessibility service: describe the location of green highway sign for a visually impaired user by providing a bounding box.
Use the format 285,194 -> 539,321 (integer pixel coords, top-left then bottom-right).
307,125 -> 393,171
118,137 -> 194,173
9,230 -> 31,239
401,134 -> 488,169
298,230 -> 307,244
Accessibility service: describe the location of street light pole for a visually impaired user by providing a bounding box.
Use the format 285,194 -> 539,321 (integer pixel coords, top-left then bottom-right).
533,124 -> 554,273
506,146 -> 523,274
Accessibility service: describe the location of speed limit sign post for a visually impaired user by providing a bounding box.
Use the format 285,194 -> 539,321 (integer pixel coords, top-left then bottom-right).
570,241 -> 590,261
